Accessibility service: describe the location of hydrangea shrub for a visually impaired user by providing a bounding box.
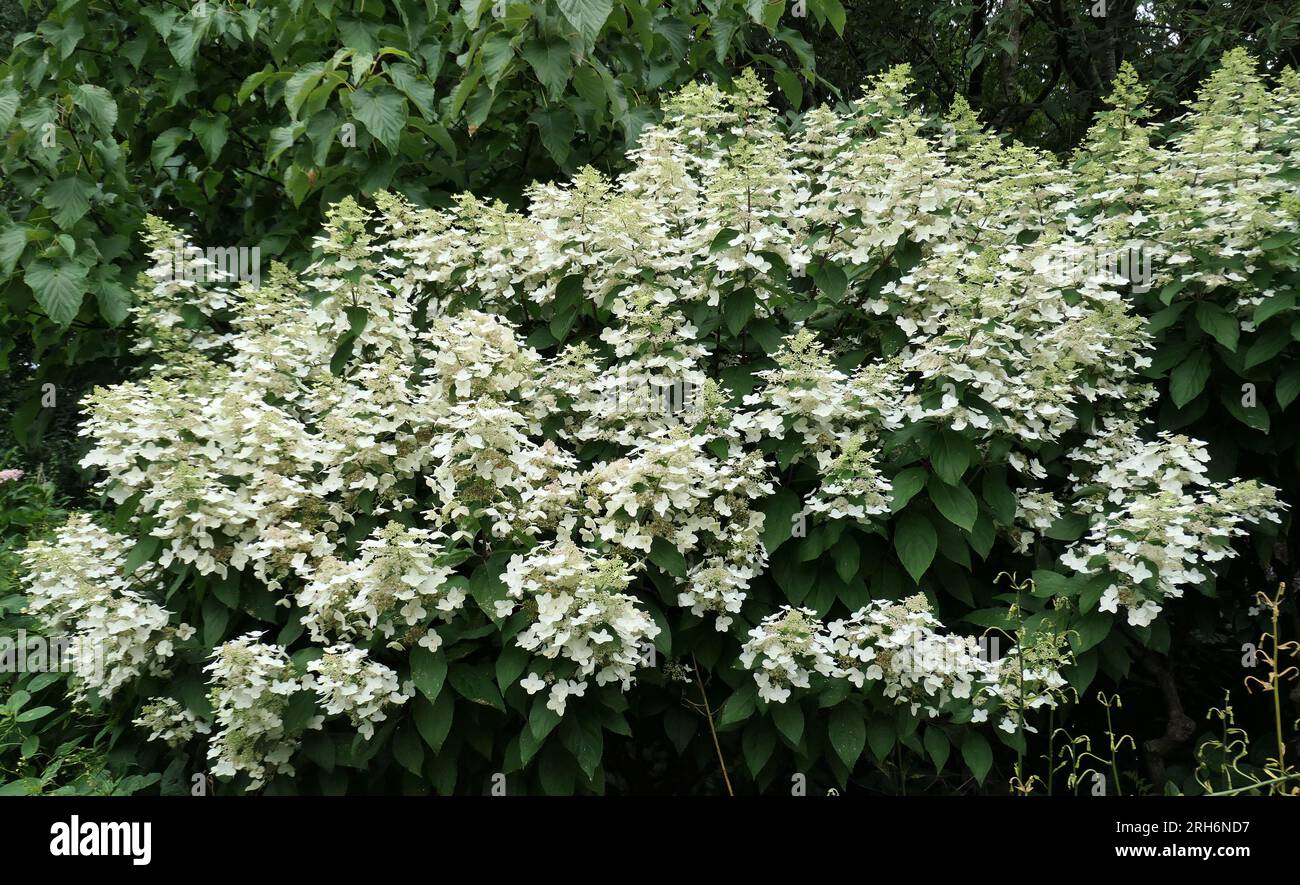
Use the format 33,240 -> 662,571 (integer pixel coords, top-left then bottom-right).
21,58 -> 1292,794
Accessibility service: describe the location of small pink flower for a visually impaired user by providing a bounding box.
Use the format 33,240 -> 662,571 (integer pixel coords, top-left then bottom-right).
0,469 -> 24,483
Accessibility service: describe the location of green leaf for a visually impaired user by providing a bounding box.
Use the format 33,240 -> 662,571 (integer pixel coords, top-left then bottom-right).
448,663 -> 505,712
894,511 -> 937,584
1029,569 -> 1071,598
409,647 -> 448,703
930,429 -> 974,484
814,263 -> 847,301
96,279 -> 131,326
73,85 -> 118,136
557,0 -> 614,45
889,466 -> 927,512
521,37 -> 572,101
927,476 -> 978,531
981,470 -> 1017,525
742,723 -> 777,776
42,177 -> 93,230
166,13 -> 211,69
832,536 -> 860,583
725,289 -> 756,336
351,87 -> 407,153
0,87 -> 18,135
1195,302 -> 1239,351
923,726 -> 950,772
16,706 -> 55,723
392,724 -> 424,776
413,693 -> 453,753
538,744 -> 576,795
191,115 -> 230,163
822,0 -> 847,33
1169,350 -> 1211,408
41,17 -> 85,60
201,595 -> 229,647
828,705 -> 866,768
479,35 -> 515,90
1254,291 -> 1294,325
761,488 -> 802,553
285,63 -> 327,119
496,644 -> 529,692
151,127 -> 190,169
0,226 -> 29,276
1277,366 -> 1300,410
1243,322 -> 1292,370
716,684 -> 757,728
771,701 -> 804,745
530,108 -> 577,166
961,731 -> 993,783
649,536 -> 687,579
863,720 -> 895,768
25,261 -> 88,325
1070,611 -> 1113,654
524,698 -> 561,762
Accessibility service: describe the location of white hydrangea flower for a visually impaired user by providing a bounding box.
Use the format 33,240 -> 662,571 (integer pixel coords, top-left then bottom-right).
205,634 -> 319,790
306,644 -> 412,740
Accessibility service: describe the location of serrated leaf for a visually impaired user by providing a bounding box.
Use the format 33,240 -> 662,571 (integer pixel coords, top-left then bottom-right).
151,127 -> 190,169
191,115 -> 229,163
558,0 -> 614,45
0,226 -> 28,275
351,86 -> 407,153
24,260 -> 88,325
73,85 -> 117,136
42,177 -> 92,230
0,88 -> 18,135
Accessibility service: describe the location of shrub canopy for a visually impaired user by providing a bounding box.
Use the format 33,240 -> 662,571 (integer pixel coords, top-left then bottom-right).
21,58 -> 1295,793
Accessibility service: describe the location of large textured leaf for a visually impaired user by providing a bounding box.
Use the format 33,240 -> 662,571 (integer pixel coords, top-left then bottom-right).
0,226 -> 28,275
42,177 -> 93,229
25,261 -> 88,325
350,87 -> 407,153
0,87 -> 19,135
521,37 -> 573,101
558,0 -> 614,45
73,85 -> 118,136
191,115 -> 230,162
